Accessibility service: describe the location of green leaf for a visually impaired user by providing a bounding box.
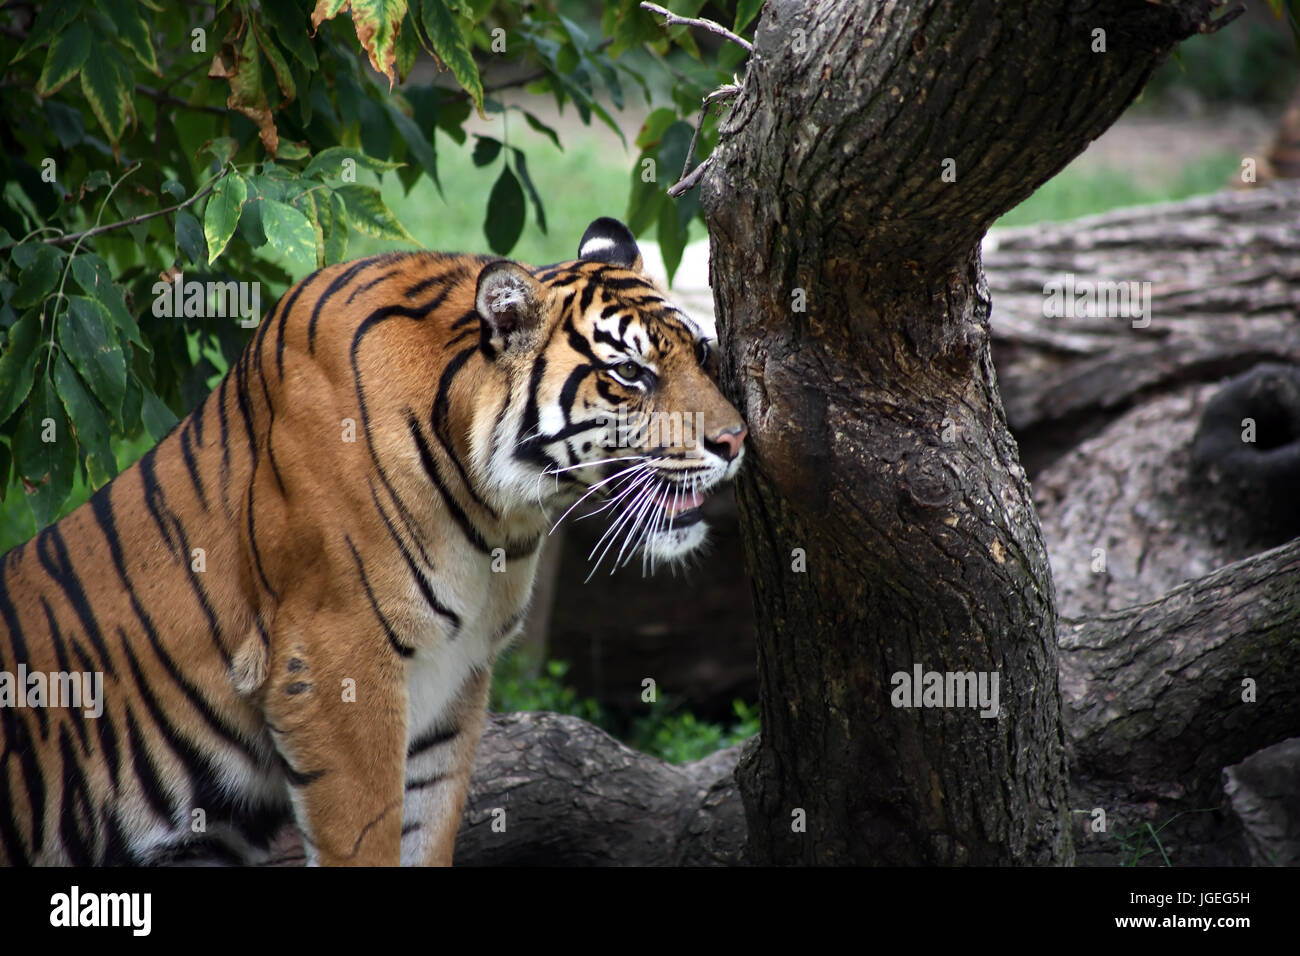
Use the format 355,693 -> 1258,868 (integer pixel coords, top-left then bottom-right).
205,172 -> 248,264
14,379 -> 76,527
472,136 -> 501,167
140,389 -> 178,442
324,190 -> 349,264
419,0 -> 484,114
385,99 -> 440,191
175,210 -> 207,265
69,254 -> 146,351
60,296 -> 126,417
483,166 -> 525,255
36,21 -> 91,96
160,179 -> 186,201
735,0 -> 764,32
44,99 -> 85,148
636,107 -> 679,150
0,311 -> 43,425
511,148 -> 547,235
263,0 -> 319,69
11,0 -> 82,62
657,121 -> 695,189
657,194 -> 688,286
303,146 -> 402,179
201,137 -> 240,166
516,108 -> 563,151
80,42 -> 132,145
335,184 -> 418,243
396,8 -> 419,80
276,141 -> 310,160
101,0 -> 159,73
13,246 -> 64,309
53,352 -> 115,480
626,157 -> 665,236
259,199 -> 317,267
252,13 -> 296,101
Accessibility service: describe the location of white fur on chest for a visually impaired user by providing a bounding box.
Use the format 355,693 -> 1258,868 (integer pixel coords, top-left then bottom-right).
404,543 -> 539,744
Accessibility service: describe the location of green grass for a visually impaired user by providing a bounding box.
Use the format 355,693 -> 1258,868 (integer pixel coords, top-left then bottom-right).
995,151 -> 1240,228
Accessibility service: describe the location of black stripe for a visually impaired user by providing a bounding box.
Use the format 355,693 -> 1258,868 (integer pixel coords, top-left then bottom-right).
348,286 -> 464,564
308,257 -> 386,352
431,345 -> 497,518
34,523 -> 117,679
408,414 -> 497,557
216,374 -> 233,485
578,279 -> 597,315
280,754 -> 326,787
347,268 -> 399,304
405,773 -> 447,791
231,347 -> 260,474
246,486 -> 281,602
275,269 -> 325,378
92,490 -> 255,760
57,724 -> 96,864
344,536 -> 416,658
407,724 -> 458,758
41,599 -> 88,753
179,420 -> 209,510
368,481 -> 462,632
124,706 -> 180,825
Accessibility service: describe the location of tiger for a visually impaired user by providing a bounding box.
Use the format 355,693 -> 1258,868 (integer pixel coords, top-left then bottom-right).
0,216 -> 747,866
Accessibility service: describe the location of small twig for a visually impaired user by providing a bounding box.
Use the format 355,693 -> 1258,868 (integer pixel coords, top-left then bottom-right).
667,155 -> 713,198
137,85 -> 229,116
43,167 -> 232,246
444,37 -> 615,104
1199,2 -> 1245,34
676,84 -> 741,186
639,2 -> 754,53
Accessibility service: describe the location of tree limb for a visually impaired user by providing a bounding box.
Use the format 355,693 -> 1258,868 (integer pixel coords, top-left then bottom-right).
41,167 -> 231,246
639,3 -> 754,53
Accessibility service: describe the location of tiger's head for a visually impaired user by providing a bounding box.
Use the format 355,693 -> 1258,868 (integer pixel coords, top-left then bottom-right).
474,217 -> 746,573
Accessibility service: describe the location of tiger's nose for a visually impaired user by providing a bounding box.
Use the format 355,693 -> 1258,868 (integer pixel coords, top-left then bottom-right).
705,425 -> 748,461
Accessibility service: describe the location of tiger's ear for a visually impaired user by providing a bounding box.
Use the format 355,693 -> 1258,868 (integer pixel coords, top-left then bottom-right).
578,217 -> 644,273
475,260 -> 543,352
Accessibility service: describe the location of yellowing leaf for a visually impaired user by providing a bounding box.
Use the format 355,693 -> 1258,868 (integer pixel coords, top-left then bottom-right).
313,0 -> 409,88
210,19 -> 279,154
36,21 -> 91,96
419,0 -> 484,115
80,42 -> 133,147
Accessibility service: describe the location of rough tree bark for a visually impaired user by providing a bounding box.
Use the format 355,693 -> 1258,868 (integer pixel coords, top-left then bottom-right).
693,0 -> 1239,865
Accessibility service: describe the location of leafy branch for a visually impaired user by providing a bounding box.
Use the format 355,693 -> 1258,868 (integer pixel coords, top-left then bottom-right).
41,167 -> 233,247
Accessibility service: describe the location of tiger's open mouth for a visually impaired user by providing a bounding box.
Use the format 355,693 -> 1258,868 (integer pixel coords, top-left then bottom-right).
650,486 -> 706,526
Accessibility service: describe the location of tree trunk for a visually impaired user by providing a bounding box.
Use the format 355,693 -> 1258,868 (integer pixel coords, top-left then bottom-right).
700,0 -> 1234,864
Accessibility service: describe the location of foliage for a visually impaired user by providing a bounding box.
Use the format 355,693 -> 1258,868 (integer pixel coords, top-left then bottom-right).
630,696 -> 758,764
491,651 -> 758,764
0,0 -> 747,535
490,654 -> 606,725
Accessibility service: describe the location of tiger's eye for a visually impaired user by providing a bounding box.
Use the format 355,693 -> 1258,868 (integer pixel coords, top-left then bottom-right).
614,361 -> 642,381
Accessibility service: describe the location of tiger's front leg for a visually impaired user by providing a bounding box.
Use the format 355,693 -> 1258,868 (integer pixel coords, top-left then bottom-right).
262,608 -> 409,866
402,665 -> 493,866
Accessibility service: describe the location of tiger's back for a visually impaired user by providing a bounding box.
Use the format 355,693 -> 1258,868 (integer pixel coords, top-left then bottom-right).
0,218 -> 747,865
